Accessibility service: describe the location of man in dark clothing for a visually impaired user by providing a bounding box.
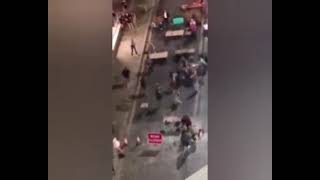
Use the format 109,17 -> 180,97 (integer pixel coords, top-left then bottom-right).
140,77 -> 146,90
122,67 -> 130,79
128,12 -> 135,29
181,115 -> 192,128
140,76 -> 146,96
122,67 -> 130,87
112,11 -> 116,25
131,39 -> 139,56
155,84 -> 162,101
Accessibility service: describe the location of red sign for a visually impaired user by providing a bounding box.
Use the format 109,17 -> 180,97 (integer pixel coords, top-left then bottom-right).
148,133 -> 163,144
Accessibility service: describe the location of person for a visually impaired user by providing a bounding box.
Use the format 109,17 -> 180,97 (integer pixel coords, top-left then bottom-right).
163,10 -> 169,24
112,11 -> 116,25
131,39 -> 139,56
119,14 -> 128,29
122,67 -> 130,87
124,13 -> 130,29
190,66 -> 198,81
198,129 -> 204,139
188,78 -> 199,98
121,0 -> 128,10
131,12 -> 137,27
171,91 -> 182,112
155,83 -> 162,101
151,21 -> 157,29
199,56 -> 207,66
145,59 -> 153,75
113,137 -> 125,157
140,76 -> 146,96
127,13 -> 135,30
141,77 -> 146,90
169,71 -> 179,94
136,136 -> 141,146
181,115 -> 192,128
203,21 -> 208,37
119,15 -> 124,25
120,138 -> 128,149
148,41 -> 156,53
189,18 -> 197,34
124,13 -> 131,29
158,20 -> 164,31
122,67 -> 130,79
180,123 -> 196,148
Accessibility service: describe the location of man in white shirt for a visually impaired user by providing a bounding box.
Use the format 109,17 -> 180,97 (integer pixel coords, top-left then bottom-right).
113,137 -> 121,152
163,10 -> 169,24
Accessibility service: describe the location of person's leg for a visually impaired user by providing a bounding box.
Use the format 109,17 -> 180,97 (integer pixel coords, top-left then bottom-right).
131,47 -> 134,56
134,46 -> 138,55
131,22 -> 135,29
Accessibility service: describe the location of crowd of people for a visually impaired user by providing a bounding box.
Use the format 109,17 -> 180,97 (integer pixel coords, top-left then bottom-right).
112,0 -> 136,30
113,11 -> 136,30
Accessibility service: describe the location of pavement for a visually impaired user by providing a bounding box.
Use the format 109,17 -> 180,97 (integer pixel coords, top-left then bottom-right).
112,0 -> 208,179
112,0 -> 156,138
112,0 -> 159,178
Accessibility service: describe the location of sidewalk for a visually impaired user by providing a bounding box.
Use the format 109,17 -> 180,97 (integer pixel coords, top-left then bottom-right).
112,0 -> 158,178
112,0 -> 156,138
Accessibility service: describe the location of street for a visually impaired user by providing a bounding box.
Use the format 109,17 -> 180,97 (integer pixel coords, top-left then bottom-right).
113,0 -> 208,179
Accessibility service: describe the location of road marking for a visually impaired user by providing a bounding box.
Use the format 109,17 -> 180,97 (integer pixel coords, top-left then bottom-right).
185,165 -> 208,180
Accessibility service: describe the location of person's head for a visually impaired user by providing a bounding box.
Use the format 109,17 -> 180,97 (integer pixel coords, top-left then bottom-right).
182,115 -> 189,119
